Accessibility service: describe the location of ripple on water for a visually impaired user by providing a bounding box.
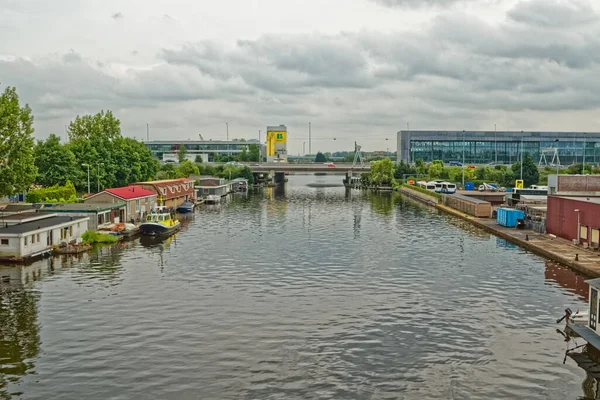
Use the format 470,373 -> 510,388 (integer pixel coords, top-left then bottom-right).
0,176 -> 591,399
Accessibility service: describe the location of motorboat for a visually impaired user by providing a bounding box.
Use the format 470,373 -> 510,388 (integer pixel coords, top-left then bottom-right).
176,201 -> 195,213
139,207 -> 180,236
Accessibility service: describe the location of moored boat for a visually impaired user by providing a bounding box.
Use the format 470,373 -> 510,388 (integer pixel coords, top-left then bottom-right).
176,201 -> 195,213
139,207 -> 180,236
205,195 -> 221,204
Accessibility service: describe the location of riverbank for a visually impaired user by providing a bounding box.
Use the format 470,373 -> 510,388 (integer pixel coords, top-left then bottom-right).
399,186 -> 600,277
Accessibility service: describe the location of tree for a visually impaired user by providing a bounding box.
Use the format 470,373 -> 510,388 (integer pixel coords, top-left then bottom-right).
0,86 -> 37,196
237,147 -> 249,162
394,161 -> 416,180
34,134 -> 82,188
195,154 -> 203,164
178,145 -> 188,163
511,153 -> 539,187
369,158 -> 396,186
68,111 -> 157,191
239,166 -> 254,184
428,163 -> 443,179
177,160 -> 200,177
157,163 -> 177,180
248,144 -> 260,162
315,152 -> 327,163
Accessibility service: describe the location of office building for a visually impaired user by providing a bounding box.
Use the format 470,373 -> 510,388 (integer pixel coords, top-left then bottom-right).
397,130 -> 600,165
145,140 -> 265,163
266,125 -> 287,163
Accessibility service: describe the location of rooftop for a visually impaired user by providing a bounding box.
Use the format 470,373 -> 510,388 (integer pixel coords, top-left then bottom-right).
136,178 -> 193,184
39,202 -> 125,212
553,196 -> 600,205
87,186 -> 156,201
0,212 -> 54,222
0,216 -> 88,235
587,278 -> 600,290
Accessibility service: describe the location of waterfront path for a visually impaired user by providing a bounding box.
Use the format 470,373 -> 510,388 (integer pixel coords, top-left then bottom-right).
400,186 -> 600,277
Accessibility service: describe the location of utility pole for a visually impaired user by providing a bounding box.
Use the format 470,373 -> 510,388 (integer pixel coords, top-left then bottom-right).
520,134 -> 524,181
82,164 -> 90,194
226,122 -> 229,160
259,129 -> 261,161
494,123 -> 497,163
309,122 -> 312,155
146,123 -> 149,141
462,130 -> 465,188
303,141 -> 306,156
583,132 -> 587,173
97,163 -> 104,192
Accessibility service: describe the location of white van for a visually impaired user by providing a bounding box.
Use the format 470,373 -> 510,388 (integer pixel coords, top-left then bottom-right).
441,182 -> 457,194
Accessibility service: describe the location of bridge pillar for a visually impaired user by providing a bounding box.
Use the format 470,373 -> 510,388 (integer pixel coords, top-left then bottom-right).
274,172 -> 286,184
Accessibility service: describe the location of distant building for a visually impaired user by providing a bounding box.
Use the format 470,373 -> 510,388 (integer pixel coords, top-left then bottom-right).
144,140 -> 266,162
397,130 -> 600,164
83,186 -> 158,222
266,125 -> 287,163
196,177 -> 229,198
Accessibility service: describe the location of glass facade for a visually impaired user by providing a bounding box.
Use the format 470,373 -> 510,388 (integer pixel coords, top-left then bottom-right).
398,131 -> 600,165
144,141 -> 264,162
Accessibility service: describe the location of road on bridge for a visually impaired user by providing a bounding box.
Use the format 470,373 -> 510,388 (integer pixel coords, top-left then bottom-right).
246,163 -> 371,173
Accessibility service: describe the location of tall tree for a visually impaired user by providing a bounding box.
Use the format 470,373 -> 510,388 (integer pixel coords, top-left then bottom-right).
237,147 -> 249,162
248,144 -> 260,162
315,152 -> 327,163
34,134 -> 82,187
195,154 -> 203,164
177,160 -> 200,177
512,153 -> 539,187
369,158 -> 396,186
178,145 -> 188,163
0,86 -> 37,196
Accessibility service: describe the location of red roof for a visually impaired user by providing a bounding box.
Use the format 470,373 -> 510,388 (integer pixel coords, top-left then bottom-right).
103,186 -> 156,200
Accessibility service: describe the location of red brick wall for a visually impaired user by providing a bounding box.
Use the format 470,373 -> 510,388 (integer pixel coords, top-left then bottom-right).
558,175 -> 600,192
547,196 -> 600,242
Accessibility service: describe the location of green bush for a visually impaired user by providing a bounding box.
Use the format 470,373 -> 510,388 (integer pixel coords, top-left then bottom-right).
27,181 -> 77,203
82,230 -> 119,244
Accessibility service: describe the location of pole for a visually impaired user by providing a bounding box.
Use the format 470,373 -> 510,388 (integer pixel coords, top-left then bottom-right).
577,210 -> 581,244
494,124 -> 497,163
226,122 -> 229,160
309,122 -> 311,155
146,123 -> 149,141
518,131 -> 525,181
462,130 -> 465,187
303,141 -> 306,156
583,133 -> 586,173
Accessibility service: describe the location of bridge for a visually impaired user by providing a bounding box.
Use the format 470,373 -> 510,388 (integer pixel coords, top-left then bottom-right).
246,163 -> 371,173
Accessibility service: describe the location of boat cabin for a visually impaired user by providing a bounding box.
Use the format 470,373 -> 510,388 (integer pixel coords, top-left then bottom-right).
563,278 -> 600,364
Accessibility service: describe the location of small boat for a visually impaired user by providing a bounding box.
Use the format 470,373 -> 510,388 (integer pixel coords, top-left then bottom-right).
176,201 -> 195,213
139,207 -> 180,236
205,195 -> 221,204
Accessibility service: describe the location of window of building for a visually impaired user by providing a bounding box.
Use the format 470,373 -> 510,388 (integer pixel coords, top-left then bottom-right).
36,233 -> 40,243
61,228 -> 68,240
136,199 -> 140,211
69,226 -> 73,236
1,239 -> 8,245
24,236 -> 28,246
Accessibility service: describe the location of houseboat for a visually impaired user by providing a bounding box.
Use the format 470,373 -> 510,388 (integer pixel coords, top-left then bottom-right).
205,195 -> 221,204
558,278 -> 600,372
139,207 -> 180,237
176,201 -> 195,214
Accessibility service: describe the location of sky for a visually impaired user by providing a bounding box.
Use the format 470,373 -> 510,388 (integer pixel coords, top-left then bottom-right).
2,0 -> 600,153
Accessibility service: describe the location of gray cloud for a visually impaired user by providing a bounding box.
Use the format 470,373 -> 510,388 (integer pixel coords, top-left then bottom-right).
508,0 -> 597,27
2,0 -> 600,148
372,0 -> 469,8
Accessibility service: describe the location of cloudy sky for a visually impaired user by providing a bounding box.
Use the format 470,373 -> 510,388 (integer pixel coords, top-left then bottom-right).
2,0 -> 599,153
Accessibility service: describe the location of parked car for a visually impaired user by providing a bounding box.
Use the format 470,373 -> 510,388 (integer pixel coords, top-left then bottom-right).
324,163 -> 336,168
449,161 -> 462,167
467,164 -> 476,168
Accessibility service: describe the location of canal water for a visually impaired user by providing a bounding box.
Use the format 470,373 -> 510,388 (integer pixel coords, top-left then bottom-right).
0,175 -> 592,399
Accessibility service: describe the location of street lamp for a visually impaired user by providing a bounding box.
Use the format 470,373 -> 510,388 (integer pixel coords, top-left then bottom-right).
303,141 -> 306,156
520,131 -> 524,181
555,139 -> 559,176
97,163 -> 104,192
82,163 -> 90,194
575,209 -> 581,244
583,132 -> 587,174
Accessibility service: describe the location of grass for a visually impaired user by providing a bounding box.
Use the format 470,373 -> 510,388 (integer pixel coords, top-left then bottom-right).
82,230 -> 119,244
399,184 -> 442,201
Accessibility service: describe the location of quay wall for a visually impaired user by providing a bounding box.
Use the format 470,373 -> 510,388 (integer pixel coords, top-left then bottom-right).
399,186 -> 600,278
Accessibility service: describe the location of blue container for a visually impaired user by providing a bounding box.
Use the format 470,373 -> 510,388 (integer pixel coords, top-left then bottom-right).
465,182 -> 475,191
496,208 -> 524,228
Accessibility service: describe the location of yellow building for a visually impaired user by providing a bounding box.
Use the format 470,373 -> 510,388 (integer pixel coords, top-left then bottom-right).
266,125 -> 287,162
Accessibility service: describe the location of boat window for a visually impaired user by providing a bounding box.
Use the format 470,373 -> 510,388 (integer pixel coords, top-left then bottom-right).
591,288 -> 598,330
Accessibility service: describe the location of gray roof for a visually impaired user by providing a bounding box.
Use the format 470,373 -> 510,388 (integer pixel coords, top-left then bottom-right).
448,193 -> 490,204
587,278 -> 600,290
39,202 -> 124,212
0,216 -> 88,235
0,211 -> 51,222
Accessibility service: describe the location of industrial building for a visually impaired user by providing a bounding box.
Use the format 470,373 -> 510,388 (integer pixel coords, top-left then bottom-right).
266,125 -> 288,163
397,130 -> 600,165
144,140 -> 266,163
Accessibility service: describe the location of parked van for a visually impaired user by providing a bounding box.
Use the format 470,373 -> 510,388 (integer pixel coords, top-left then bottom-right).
441,182 -> 457,194
449,161 -> 463,167
418,181 -> 436,192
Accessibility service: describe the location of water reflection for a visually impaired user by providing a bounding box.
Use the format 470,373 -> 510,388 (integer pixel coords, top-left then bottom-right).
545,261 -> 590,302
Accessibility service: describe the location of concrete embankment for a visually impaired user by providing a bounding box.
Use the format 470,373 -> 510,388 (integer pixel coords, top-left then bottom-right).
399,186 -> 600,277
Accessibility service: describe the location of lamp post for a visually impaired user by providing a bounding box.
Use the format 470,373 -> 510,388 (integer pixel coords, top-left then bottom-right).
494,123 -> 497,164
555,139 -> 559,176
82,163 -> 90,194
303,141 -> 306,156
97,162 -> 104,192
575,209 -> 581,244
462,130 -> 465,188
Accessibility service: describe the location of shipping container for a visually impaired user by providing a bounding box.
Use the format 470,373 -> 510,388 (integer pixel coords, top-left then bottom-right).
496,208 -> 524,228
465,182 -> 475,191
